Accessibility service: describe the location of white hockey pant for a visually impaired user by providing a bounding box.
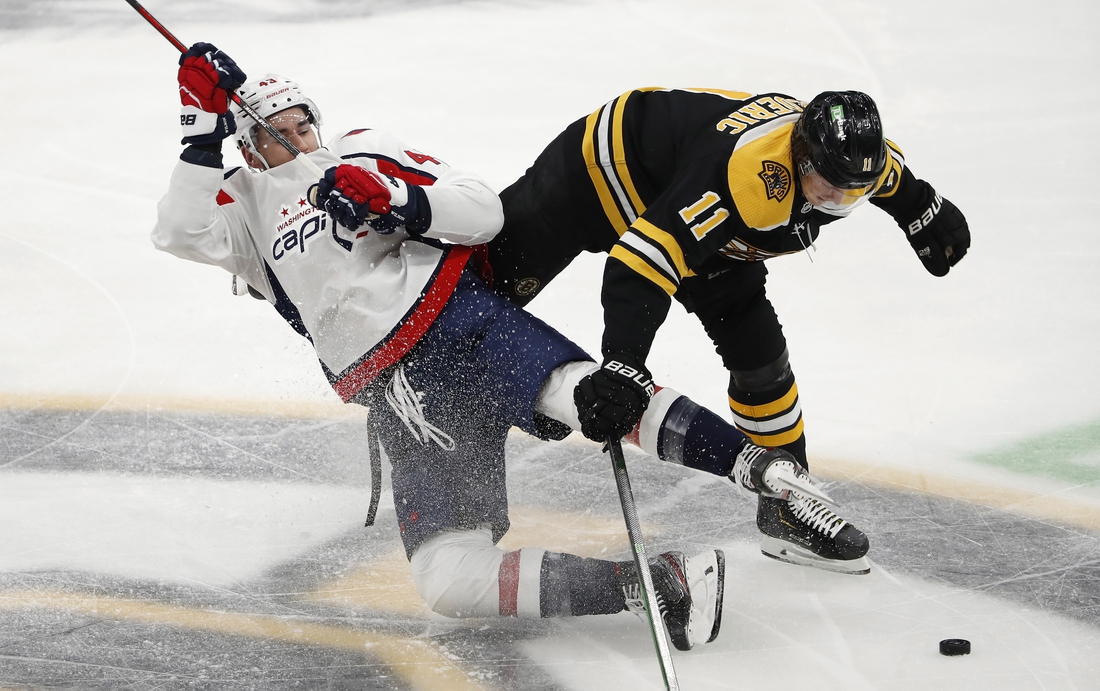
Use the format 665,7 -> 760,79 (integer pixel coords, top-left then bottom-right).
534,359 -> 684,458
410,526 -> 545,618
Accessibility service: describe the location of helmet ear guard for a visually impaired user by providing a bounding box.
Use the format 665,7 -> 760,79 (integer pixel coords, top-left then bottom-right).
793,90 -> 886,190
230,74 -> 323,170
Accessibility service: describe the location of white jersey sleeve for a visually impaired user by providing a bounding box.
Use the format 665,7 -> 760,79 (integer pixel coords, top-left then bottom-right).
328,129 -> 503,245
152,131 -> 500,384
151,160 -> 274,301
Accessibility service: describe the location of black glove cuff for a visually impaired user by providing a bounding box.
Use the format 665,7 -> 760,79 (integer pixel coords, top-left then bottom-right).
870,167 -> 933,230
181,143 -> 224,169
403,185 -> 432,237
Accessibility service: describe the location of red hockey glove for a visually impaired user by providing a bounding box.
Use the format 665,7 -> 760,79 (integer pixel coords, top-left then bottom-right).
177,42 -> 247,146
574,353 -> 654,442
308,165 -> 393,232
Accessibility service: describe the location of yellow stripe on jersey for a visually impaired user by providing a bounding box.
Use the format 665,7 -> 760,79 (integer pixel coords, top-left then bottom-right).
728,381 -> 799,418
744,420 -> 805,447
872,139 -> 906,199
612,94 -> 646,219
631,218 -> 694,280
726,123 -> 798,230
582,108 -> 629,236
610,244 -> 677,295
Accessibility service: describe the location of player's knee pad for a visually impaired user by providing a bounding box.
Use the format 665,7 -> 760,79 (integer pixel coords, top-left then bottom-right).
409,527 -> 545,618
727,349 -> 806,463
534,359 -> 599,431
729,348 -> 792,394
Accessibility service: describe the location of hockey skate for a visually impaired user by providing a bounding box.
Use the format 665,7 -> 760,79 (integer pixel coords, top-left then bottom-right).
732,444 -> 870,575
619,549 -> 725,651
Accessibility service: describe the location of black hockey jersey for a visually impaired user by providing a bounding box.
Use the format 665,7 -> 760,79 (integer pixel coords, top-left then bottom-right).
566,88 -> 907,358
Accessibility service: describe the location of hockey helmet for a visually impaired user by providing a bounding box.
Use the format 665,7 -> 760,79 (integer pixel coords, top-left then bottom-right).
793,91 -> 886,189
230,74 -> 323,169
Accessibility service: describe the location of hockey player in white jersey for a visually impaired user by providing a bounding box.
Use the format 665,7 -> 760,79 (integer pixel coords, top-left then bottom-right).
153,43 -> 863,650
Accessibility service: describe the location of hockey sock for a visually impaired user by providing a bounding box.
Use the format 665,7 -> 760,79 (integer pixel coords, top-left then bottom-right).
727,369 -> 807,468
634,387 -> 749,477
538,552 -> 625,617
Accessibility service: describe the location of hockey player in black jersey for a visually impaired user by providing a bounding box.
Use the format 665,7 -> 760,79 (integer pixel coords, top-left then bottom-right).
488,88 -> 971,575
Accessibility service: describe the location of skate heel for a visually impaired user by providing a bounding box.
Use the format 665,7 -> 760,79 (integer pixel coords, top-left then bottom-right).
685,548 -> 725,645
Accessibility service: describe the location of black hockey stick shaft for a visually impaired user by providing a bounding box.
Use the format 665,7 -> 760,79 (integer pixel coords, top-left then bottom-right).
364,412 -> 383,527
607,436 -> 680,691
123,0 -> 323,176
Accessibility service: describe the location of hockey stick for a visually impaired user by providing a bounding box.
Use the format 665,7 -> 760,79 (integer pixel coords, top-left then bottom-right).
364,411 -> 382,527
124,0 -> 324,178
606,436 -> 680,691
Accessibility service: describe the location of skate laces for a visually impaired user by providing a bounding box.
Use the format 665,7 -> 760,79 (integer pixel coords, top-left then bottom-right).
384,365 -> 455,450
622,581 -> 646,613
621,555 -> 686,617
731,443 -> 768,491
788,492 -> 846,538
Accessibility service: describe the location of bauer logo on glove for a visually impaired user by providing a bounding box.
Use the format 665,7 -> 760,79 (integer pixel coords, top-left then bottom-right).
573,353 -> 654,442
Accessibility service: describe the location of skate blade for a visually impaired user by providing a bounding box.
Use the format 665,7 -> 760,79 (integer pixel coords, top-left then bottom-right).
685,548 -> 726,647
759,536 -> 871,575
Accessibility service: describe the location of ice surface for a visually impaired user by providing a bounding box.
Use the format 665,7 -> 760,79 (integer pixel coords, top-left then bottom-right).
1,0 -> 1099,689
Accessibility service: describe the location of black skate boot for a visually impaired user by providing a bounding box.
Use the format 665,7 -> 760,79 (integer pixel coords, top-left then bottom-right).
618,550 -> 725,651
731,444 -> 871,575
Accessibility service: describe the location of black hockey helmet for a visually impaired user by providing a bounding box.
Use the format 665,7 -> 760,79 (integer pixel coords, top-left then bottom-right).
793,91 -> 886,189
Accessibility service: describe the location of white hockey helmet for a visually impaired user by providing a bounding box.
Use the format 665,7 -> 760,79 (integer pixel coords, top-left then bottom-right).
230,74 -> 323,169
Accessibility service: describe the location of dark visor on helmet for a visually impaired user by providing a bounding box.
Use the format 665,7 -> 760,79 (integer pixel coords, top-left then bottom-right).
799,158 -> 876,190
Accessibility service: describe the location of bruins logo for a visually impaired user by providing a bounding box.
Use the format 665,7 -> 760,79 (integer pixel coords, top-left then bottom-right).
758,161 -> 791,202
514,277 -> 541,297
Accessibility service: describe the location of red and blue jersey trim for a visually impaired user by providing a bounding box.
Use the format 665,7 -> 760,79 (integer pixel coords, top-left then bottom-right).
330,244 -> 473,401
341,152 -> 438,187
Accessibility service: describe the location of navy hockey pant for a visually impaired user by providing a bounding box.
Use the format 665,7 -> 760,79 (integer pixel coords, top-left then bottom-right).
363,270 -> 591,560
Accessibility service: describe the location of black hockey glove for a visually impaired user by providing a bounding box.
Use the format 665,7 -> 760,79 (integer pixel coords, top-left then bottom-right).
900,187 -> 970,277
574,353 -> 654,442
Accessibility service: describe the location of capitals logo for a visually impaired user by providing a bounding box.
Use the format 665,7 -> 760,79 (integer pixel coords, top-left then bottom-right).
758,161 -> 791,202
271,201 -> 326,262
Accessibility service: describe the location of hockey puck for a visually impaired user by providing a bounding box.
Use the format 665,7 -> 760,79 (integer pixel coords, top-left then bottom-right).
939,638 -> 971,656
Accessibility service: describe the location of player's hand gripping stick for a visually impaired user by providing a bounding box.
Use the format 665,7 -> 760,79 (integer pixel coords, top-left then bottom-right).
177,42 -> 246,145
125,0 -> 324,178
308,165 -> 392,232
574,353 -> 654,443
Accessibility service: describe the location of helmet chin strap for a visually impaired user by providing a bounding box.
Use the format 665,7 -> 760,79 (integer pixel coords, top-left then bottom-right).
240,134 -> 271,171
241,122 -> 322,172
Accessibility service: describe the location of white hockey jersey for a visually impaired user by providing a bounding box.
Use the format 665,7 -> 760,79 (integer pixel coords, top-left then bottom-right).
152,129 -> 503,400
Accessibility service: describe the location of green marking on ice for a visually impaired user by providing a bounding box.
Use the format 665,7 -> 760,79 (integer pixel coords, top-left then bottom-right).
973,418 -> 1100,485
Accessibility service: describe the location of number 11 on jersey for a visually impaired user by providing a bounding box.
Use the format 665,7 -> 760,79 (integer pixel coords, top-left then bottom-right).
679,191 -> 729,240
